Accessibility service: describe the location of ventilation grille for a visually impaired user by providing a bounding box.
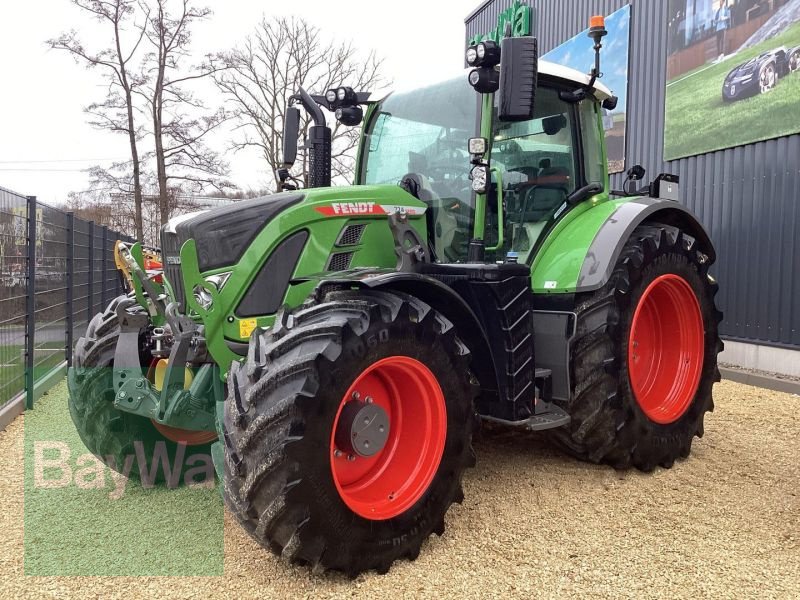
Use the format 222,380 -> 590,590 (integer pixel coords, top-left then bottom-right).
336,224 -> 366,246
327,252 -> 354,272
160,230 -> 186,311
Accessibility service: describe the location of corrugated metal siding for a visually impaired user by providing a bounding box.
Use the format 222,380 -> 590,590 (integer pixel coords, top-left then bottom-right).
467,0 -> 800,348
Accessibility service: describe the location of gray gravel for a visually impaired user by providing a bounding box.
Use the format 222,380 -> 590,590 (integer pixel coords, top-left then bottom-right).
1,379 -> 798,598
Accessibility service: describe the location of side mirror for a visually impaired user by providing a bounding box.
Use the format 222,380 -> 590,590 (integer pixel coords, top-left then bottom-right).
627,164 -> 646,181
498,36 -> 539,122
282,106 -> 301,167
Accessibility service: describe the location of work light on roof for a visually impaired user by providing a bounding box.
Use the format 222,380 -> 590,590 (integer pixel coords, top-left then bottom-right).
476,40 -> 501,67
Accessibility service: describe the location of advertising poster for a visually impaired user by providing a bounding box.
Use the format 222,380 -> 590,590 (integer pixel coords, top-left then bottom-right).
665,0 -> 800,160
543,5 -> 631,174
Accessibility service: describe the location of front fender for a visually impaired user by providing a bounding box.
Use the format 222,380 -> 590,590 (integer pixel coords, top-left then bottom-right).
306,269 -> 499,402
532,196 -> 716,294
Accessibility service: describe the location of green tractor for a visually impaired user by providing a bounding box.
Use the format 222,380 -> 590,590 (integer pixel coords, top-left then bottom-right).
68,20 -> 722,576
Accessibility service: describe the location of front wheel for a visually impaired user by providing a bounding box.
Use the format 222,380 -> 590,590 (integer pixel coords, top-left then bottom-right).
221,290 -> 477,576
549,222 -> 723,471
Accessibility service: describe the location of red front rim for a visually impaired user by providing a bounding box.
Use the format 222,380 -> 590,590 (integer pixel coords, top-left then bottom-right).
628,274 -> 705,425
330,356 -> 447,520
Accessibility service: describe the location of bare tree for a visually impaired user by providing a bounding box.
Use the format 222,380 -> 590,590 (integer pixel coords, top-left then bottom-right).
212,17 -> 386,192
48,0 -> 147,241
137,0 -> 232,225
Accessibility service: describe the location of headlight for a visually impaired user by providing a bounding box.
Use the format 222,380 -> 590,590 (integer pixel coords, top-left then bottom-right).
470,165 -> 488,194
193,285 -> 213,310
466,46 -> 478,66
468,137 -> 487,156
469,69 -> 481,86
477,43 -> 486,59
325,89 -> 337,104
337,87 -> 347,101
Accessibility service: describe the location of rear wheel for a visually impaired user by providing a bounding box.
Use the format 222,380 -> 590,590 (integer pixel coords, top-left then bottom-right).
789,50 -> 800,73
759,62 -> 777,93
68,296 -> 215,486
221,290 -> 476,576
549,222 -> 723,471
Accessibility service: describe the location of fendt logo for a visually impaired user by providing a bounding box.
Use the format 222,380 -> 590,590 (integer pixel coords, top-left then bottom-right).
315,203 -> 427,217
316,202 -> 380,216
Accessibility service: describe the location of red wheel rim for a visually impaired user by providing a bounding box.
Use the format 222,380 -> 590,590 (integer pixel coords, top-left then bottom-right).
628,274 -> 705,424
330,356 -> 447,520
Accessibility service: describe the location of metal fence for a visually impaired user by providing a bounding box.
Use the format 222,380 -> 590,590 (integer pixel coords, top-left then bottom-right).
0,185 -> 133,413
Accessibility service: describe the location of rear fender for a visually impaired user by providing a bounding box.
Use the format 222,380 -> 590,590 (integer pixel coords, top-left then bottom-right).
532,197 -> 715,294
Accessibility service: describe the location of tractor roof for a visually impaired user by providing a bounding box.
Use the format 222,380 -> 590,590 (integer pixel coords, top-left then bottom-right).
538,60 -> 613,99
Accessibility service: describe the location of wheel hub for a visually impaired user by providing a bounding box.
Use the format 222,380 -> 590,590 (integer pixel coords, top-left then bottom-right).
334,396 -> 390,458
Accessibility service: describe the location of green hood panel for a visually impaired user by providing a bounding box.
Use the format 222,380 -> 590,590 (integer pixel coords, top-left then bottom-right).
177,184 -> 427,371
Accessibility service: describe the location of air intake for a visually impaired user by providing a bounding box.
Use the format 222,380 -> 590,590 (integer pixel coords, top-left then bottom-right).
327,252 -> 354,272
336,224 -> 366,246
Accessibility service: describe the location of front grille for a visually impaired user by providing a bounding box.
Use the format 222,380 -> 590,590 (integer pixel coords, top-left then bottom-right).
335,224 -> 366,246
327,252 -> 353,272
161,230 -> 186,311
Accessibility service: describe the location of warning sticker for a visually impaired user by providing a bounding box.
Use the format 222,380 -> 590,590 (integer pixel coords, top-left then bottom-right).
239,318 -> 258,338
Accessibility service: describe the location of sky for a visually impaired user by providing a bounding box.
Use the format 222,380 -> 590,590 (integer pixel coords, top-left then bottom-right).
542,5 -> 631,114
0,0 -> 477,205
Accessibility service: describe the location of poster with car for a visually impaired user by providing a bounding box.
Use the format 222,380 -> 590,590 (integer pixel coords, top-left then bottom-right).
543,5 -> 631,174
665,0 -> 800,160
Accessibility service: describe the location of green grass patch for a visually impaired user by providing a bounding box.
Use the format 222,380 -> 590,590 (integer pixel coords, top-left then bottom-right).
665,22 -> 800,160
24,380 -> 224,576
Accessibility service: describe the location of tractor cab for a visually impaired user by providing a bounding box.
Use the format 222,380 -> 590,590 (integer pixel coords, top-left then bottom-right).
357,62 -> 612,265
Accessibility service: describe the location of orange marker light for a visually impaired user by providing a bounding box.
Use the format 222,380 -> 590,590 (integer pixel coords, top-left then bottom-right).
590,15 -> 605,29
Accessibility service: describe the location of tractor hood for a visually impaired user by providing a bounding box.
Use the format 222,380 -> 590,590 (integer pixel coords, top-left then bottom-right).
165,191 -> 305,273
162,184 -> 426,274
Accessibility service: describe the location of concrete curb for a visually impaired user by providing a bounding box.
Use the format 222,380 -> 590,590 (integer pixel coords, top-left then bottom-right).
720,367 -> 800,396
0,393 -> 24,432
0,361 -> 68,432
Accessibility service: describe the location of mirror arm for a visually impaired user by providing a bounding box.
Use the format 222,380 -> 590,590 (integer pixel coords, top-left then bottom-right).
567,182 -> 604,206
291,87 -> 326,127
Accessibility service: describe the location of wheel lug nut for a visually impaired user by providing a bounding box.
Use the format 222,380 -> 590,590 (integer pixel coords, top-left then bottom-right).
333,450 -> 343,458
365,396 -> 373,404
352,391 -> 360,401
347,454 -> 356,462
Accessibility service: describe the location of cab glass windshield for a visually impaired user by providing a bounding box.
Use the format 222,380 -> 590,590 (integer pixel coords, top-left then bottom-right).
361,76 -> 477,261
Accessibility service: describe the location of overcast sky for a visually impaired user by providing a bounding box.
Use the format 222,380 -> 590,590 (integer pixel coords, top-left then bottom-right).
0,0 -> 477,205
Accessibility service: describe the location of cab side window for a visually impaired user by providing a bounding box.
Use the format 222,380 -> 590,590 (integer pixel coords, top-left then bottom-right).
491,87 -> 578,260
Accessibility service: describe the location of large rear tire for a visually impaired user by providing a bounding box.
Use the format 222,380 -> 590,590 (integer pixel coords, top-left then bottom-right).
549,222 -> 723,471
221,290 -> 477,576
67,296 -> 215,486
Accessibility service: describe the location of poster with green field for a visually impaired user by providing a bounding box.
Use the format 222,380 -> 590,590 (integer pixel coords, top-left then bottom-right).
665,0 -> 800,160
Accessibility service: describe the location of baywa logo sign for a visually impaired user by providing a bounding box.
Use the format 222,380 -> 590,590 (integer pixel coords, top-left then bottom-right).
24,376 -> 223,576
469,0 -> 533,45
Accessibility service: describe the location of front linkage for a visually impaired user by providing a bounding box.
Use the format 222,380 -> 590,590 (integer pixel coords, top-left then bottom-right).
111,297 -> 219,435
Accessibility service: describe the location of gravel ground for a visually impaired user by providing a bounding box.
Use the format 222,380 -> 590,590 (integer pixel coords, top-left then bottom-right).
1,379 -> 798,598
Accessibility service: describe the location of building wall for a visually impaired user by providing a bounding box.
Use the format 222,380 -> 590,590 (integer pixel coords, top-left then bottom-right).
466,0 -> 800,349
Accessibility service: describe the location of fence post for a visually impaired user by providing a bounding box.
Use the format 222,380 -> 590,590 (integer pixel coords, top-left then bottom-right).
25,196 -> 37,410
87,220 -> 94,320
65,212 -> 74,366
101,225 -> 109,309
